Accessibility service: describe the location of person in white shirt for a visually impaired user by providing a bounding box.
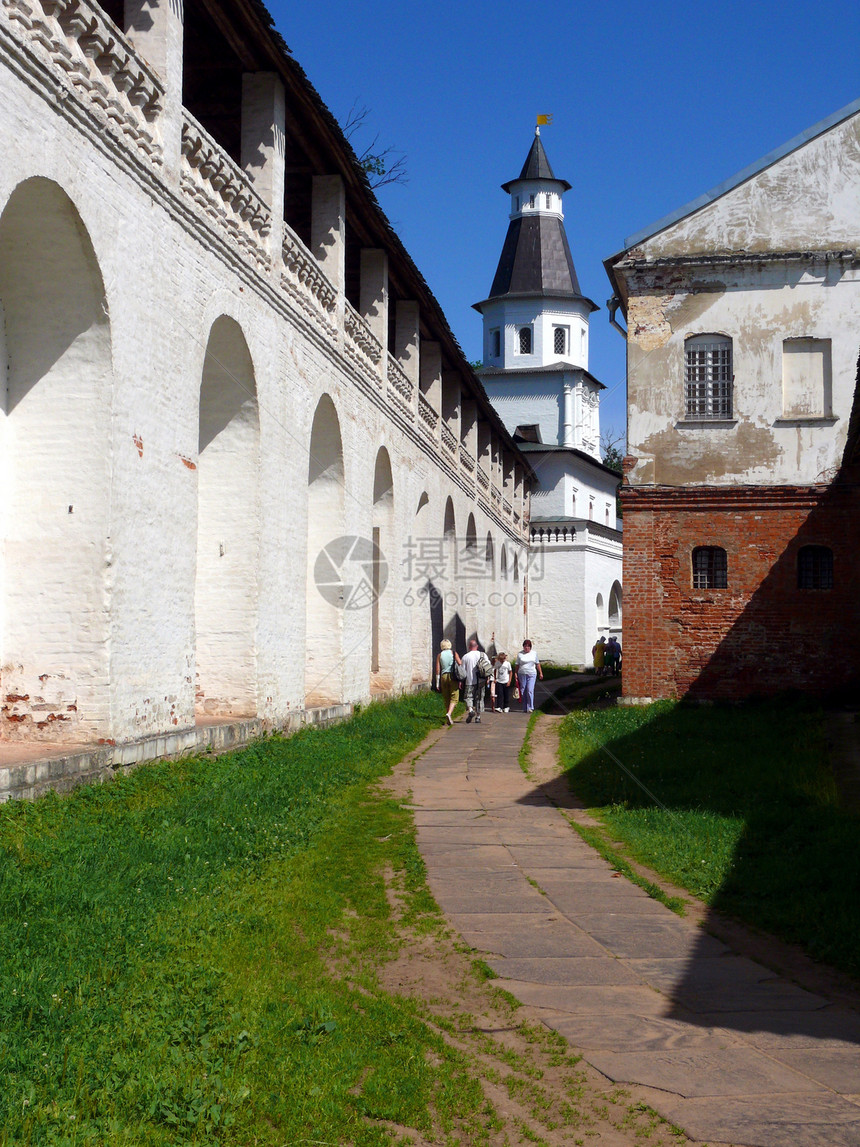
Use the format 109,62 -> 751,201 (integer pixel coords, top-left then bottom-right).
515,639 -> 543,713
494,653 -> 512,712
460,639 -> 484,723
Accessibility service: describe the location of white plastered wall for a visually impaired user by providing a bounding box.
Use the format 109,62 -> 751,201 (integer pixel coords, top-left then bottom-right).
0,59 -> 529,744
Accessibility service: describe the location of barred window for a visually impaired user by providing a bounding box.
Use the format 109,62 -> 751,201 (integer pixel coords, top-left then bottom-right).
692,546 -> 727,589
491,328 -> 501,357
545,193 -> 552,209
518,327 -> 532,354
553,326 -> 566,355
685,335 -> 733,419
797,545 -> 833,590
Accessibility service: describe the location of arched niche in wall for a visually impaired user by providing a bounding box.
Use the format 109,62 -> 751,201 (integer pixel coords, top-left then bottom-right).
499,544 -> 509,651
442,497 -> 464,648
195,315 -> 260,719
412,491 -> 439,683
465,512 -> 479,645
484,531 -> 496,653
305,394 -> 345,708
0,178 -> 112,742
370,446 -> 394,694
608,580 -> 622,634
595,592 -> 606,636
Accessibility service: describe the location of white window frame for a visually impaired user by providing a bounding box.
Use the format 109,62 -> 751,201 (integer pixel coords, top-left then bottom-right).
517,326 -> 532,355
553,326 -> 568,356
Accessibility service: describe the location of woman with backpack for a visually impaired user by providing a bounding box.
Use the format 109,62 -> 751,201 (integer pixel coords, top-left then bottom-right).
435,639 -> 463,726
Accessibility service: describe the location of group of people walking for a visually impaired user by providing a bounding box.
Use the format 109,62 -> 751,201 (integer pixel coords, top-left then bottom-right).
435,638 -> 544,725
592,635 -> 622,676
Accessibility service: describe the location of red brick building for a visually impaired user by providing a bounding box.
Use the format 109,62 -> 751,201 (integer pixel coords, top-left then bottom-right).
605,100 -> 860,702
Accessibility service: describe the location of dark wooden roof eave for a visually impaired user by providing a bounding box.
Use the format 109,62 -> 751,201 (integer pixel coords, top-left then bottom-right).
201,0 -> 533,475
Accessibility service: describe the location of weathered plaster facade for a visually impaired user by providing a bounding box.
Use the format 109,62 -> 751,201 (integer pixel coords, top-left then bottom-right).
607,100 -> 860,701
0,0 -> 532,768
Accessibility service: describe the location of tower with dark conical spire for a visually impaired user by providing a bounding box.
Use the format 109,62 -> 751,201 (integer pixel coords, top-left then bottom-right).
474,130 -> 599,382
474,130 -> 605,458
474,130 -> 622,668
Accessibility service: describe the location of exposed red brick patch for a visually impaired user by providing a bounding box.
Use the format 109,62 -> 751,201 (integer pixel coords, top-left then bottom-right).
133,433 -> 143,458
178,454 -> 197,470
621,483 -> 860,702
5,694 -> 29,703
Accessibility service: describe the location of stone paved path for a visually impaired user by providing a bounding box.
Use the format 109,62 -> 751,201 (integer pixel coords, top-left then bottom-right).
411,706 -> 860,1147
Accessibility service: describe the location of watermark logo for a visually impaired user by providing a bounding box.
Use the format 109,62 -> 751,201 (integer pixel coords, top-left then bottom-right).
314,535 -> 388,611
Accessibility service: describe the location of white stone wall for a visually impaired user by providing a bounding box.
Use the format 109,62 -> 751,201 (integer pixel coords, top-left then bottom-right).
0,20 -> 529,745
524,452 -> 619,527
526,534 -> 622,667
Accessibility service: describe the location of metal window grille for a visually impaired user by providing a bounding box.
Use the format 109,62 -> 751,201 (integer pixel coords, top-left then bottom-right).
519,327 -> 531,354
797,546 -> 833,590
545,194 -> 552,209
492,329 -> 500,357
692,547 -> 728,589
685,340 -> 733,419
529,194 -> 535,208
554,327 -> 566,355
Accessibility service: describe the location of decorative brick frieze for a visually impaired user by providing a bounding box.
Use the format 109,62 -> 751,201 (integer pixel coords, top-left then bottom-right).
343,300 -> 382,380
477,463 -> 489,490
386,352 -> 414,413
3,0 -> 163,160
180,110 -> 270,266
418,390 -> 438,434
281,223 -> 337,335
530,520 -> 623,546
458,443 -> 475,472
441,422 -> 457,454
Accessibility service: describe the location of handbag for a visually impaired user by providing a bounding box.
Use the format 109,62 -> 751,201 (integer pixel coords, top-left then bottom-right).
452,658 -> 466,682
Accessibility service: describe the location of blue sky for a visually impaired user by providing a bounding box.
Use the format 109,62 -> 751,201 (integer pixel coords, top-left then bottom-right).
269,0 -> 858,447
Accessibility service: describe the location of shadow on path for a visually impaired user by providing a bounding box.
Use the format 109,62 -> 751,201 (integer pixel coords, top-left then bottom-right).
410,685 -> 860,1147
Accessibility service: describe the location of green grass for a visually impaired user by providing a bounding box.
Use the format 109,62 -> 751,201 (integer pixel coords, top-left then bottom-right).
558,698 -> 860,975
568,822 -> 687,916
518,711 -> 540,775
0,694 -> 494,1146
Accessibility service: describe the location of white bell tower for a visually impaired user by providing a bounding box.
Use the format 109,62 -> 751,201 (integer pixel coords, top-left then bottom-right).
474,130 -> 603,457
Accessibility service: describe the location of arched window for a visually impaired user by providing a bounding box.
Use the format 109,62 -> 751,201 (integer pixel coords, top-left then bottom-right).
685,334 -> 733,419
553,326 -> 567,355
518,327 -> 532,355
798,545 -> 833,590
608,582 -> 622,628
692,547 -> 728,589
